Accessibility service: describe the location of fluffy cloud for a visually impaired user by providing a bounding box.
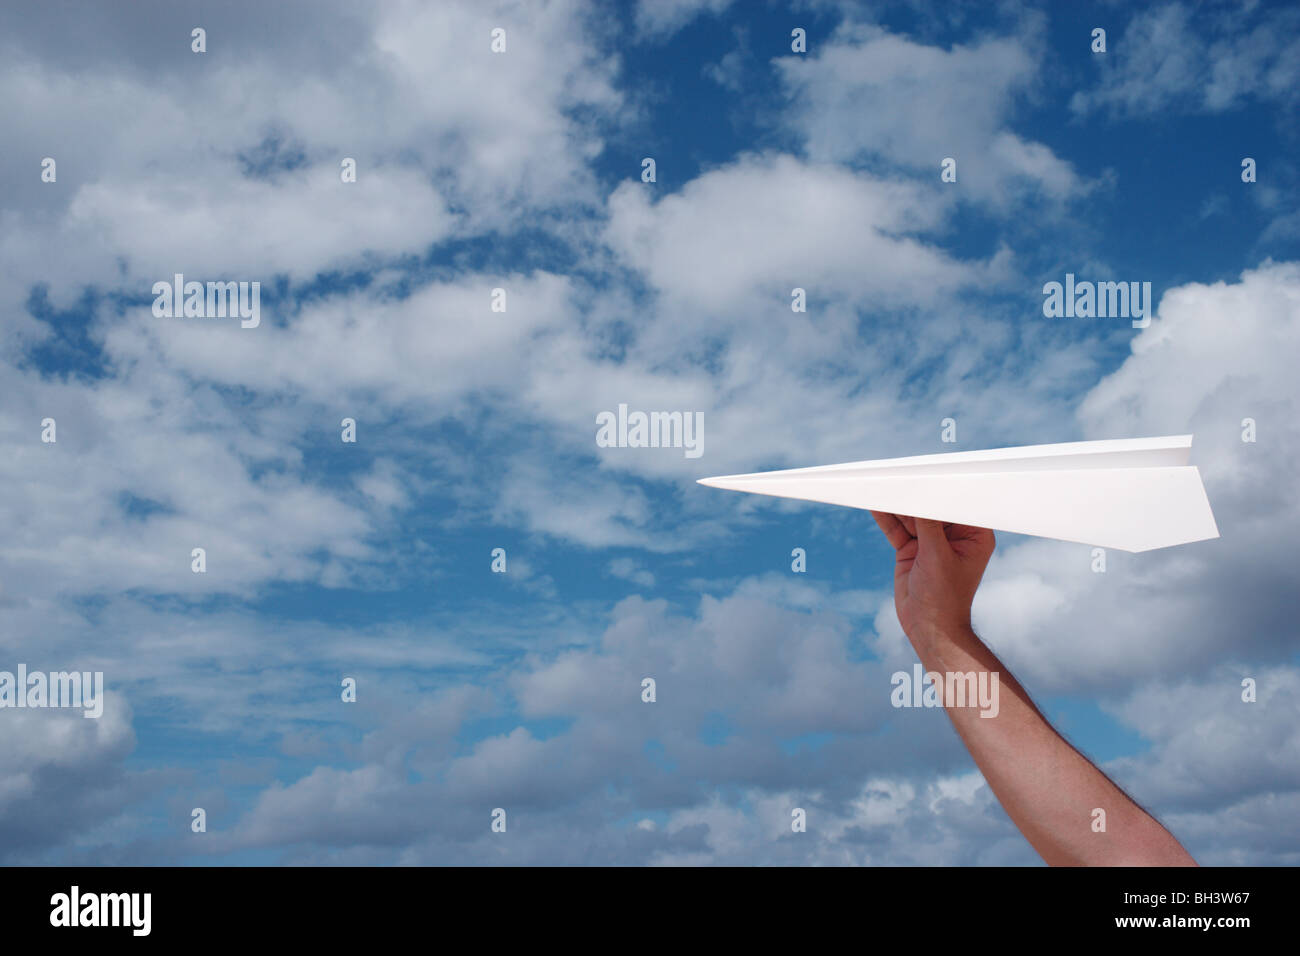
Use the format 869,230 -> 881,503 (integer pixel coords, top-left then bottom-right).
1071,2 -> 1300,118
934,262 -> 1300,695
0,696 -> 140,862
778,21 -> 1087,207
635,0 -> 735,39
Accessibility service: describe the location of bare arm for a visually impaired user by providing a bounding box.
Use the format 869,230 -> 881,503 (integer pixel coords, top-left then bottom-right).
871,511 -> 1195,866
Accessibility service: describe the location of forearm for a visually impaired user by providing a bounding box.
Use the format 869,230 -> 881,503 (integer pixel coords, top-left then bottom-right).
909,622 -> 1196,866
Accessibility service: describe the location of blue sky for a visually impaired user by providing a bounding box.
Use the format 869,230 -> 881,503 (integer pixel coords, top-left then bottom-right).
1,0 -> 1298,865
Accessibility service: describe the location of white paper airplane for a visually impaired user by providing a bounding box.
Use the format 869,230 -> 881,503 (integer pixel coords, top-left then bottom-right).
698,435 -> 1219,553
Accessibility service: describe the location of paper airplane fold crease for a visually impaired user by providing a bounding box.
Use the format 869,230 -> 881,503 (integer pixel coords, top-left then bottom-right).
698,435 -> 1219,553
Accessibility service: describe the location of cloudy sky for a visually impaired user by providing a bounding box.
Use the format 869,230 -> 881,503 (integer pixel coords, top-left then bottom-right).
1,0 -> 1297,865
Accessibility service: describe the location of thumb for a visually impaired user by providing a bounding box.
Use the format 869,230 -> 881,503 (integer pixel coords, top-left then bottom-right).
914,518 -> 950,558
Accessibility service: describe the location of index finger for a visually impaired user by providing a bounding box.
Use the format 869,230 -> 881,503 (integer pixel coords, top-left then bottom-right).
870,510 -> 913,551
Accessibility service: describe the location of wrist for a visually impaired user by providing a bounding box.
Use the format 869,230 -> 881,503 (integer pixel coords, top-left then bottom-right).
907,616 -> 976,655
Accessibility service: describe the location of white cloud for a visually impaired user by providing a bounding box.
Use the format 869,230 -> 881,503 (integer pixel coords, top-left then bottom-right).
635,0 -> 734,39
1070,2 -> 1300,118
945,261 -> 1300,695
778,22 -> 1087,206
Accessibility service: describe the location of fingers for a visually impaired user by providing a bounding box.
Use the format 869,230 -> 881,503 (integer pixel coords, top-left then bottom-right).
947,523 -> 997,556
873,512 -> 980,561
870,511 -> 913,551
914,517 -> 951,557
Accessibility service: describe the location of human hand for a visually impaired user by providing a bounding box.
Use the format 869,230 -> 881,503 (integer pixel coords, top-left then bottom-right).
870,512 -> 995,643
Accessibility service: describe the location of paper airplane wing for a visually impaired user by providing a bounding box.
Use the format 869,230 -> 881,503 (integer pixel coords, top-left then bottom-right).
698,435 -> 1219,553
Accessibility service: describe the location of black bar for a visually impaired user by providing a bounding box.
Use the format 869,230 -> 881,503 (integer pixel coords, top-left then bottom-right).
0,865 -> 1287,941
